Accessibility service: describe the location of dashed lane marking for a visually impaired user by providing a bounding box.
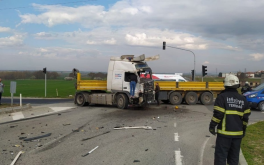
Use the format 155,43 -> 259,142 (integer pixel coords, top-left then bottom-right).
174,123 -> 177,128
12,112 -> 25,120
174,133 -> 179,141
175,150 -> 183,165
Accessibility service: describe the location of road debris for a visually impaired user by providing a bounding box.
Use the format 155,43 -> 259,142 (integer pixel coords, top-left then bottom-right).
10,151 -> 24,165
72,129 -> 80,132
206,135 -> 210,137
23,133 -> 52,141
82,131 -> 110,141
19,137 -> 27,140
133,160 -> 140,163
10,125 -> 17,128
63,124 -> 71,126
96,127 -> 104,130
145,149 -> 148,151
13,145 -> 21,148
114,126 -> 152,130
82,146 -> 99,157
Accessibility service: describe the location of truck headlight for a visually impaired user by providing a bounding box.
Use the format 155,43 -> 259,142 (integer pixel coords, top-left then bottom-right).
248,94 -> 257,98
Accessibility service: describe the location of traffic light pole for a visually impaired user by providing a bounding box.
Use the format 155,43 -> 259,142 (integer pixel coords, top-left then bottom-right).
166,45 -> 196,81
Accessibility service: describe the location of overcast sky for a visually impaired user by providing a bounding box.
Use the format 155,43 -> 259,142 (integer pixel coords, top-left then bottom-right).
0,0 -> 264,74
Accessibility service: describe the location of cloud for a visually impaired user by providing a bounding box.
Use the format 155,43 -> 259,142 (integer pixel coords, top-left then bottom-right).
0,34 -> 25,47
18,47 -> 100,59
34,32 -> 58,39
34,28 -> 222,50
0,26 -> 11,33
19,3 -> 106,27
249,53 -> 264,61
18,1 -> 264,37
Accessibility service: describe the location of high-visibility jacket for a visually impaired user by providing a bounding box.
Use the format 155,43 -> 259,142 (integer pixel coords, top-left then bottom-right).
210,88 -> 251,138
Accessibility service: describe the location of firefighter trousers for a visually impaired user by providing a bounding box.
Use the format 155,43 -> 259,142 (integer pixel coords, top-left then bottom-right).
214,135 -> 242,165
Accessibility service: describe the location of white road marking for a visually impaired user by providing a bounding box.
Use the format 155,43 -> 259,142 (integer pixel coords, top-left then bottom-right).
174,133 -> 179,141
49,107 -> 74,112
175,150 -> 183,165
174,123 -> 177,128
199,137 -> 210,165
12,112 -> 25,120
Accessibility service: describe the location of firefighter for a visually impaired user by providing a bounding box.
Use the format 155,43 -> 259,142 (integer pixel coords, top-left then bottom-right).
209,75 -> 251,165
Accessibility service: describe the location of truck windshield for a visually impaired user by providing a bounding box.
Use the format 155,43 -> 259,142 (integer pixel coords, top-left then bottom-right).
135,63 -> 148,69
139,68 -> 152,83
252,83 -> 264,91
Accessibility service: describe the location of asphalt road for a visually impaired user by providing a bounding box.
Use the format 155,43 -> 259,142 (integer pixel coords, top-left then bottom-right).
0,104 -> 263,165
1,98 -> 73,106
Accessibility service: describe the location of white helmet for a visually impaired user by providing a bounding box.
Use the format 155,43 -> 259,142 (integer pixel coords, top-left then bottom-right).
224,75 -> 239,88
245,81 -> 249,84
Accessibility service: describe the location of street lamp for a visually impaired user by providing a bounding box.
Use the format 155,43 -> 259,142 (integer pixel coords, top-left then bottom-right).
163,41 -> 196,81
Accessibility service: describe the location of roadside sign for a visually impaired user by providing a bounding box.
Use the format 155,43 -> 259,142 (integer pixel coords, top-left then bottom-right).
10,81 -> 16,106
10,81 -> 16,93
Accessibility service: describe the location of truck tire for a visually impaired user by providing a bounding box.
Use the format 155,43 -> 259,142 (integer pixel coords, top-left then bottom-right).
200,92 -> 213,105
75,92 -> 88,106
258,101 -> 264,111
185,92 -> 198,105
169,92 -> 182,105
116,94 -> 128,109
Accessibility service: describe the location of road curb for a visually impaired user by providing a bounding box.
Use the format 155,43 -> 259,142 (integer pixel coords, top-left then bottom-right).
0,104 -> 32,115
239,149 -> 248,165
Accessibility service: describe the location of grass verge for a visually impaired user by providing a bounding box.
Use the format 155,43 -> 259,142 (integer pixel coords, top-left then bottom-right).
241,121 -> 264,165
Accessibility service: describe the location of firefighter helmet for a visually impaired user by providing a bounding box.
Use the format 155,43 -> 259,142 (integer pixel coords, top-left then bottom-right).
224,75 -> 240,88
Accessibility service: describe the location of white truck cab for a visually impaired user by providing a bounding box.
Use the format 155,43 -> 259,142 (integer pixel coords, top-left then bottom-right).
74,54 -> 158,109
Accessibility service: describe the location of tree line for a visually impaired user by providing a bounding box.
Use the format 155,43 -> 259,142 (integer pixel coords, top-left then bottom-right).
0,71 -> 60,80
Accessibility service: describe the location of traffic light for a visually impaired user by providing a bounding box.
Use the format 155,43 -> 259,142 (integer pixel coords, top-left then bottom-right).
202,65 -> 207,77
191,70 -> 194,81
43,67 -> 47,74
163,41 -> 166,50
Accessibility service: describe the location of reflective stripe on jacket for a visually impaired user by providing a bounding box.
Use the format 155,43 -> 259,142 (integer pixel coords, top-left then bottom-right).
210,88 -> 251,138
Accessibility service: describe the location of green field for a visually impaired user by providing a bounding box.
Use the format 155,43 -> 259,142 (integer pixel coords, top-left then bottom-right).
0,77 -> 260,98
1,79 -> 76,98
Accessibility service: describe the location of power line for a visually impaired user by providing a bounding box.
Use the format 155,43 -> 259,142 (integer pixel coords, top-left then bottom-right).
0,0 -> 96,11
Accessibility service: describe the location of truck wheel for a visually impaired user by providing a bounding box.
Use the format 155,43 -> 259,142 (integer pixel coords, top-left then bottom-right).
258,101 -> 264,111
185,92 -> 198,105
200,92 -> 213,105
75,93 -> 87,106
117,94 -> 128,109
169,92 -> 182,105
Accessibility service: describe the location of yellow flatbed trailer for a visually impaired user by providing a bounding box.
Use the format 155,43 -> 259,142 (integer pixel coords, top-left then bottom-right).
76,71 -> 224,105
155,81 -> 224,105
75,73 -> 107,91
